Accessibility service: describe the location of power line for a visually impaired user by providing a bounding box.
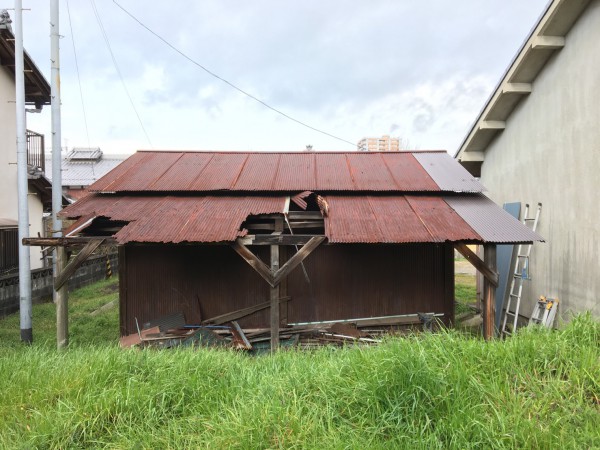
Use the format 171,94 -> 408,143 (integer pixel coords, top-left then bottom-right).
112,0 -> 356,148
89,0 -> 153,148
65,0 -> 91,150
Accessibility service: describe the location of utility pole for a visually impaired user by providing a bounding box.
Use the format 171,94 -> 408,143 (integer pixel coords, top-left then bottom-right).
51,0 -> 68,349
14,0 -> 32,344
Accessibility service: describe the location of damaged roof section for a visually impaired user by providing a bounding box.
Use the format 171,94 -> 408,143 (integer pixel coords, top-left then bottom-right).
60,150 -> 542,245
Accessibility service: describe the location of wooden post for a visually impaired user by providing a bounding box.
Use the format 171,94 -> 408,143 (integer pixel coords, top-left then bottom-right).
270,219 -> 283,351
56,246 -> 68,349
483,244 -> 497,340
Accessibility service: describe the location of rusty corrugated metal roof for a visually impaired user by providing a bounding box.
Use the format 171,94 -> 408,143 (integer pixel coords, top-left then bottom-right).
444,194 -> 544,243
87,151 -> 481,193
324,195 -> 481,243
61,192 -> 540,244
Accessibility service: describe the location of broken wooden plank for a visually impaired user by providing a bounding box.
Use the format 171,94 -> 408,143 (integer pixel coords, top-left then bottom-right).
229,321 -> 252,350
202,297 -> 291,325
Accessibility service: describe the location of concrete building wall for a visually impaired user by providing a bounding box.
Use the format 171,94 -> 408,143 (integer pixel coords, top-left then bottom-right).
0,66 -> 18,221
0,66 -> 45,269
481,0 -> 600,319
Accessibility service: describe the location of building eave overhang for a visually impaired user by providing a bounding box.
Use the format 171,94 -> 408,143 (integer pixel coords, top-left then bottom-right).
0,26 -> 51,107
454,0 -> 591,172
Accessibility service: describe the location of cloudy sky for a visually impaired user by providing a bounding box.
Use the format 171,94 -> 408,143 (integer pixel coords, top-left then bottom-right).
19,0 -> 549,155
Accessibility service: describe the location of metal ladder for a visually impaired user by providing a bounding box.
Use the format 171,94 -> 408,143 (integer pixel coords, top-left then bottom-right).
529,296 -> 559,328
501,203 -> 542,337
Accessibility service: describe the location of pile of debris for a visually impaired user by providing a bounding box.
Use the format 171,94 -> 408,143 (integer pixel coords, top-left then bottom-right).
120,309 -> 444,353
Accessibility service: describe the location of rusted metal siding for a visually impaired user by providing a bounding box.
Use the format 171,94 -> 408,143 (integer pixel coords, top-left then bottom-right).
120,244 -> 272,334
0,228 -> 19,272
88,150 -> 483,193
119,243 -> 454,335
286,244 -> 451,324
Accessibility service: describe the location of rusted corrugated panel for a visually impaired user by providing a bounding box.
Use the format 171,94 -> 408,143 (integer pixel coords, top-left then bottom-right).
120,243 -> 453,335
188,153 -> 249,190
364,196 -> 433,242
89,151 -> 485,193
87,152 -> 147,192
444,194 -> 544,243
380,153 -> 440,191
286,244 -> 451,324
405,196 -> 481,242
314,153 -> 355,190
325,196 -> 382,243
147,152 -> 214,191
346,153 -> 399,190
121,245 -> 272,334
325,195 -> 481,243
414,152 -> 485,192
273,153 -> 318,191
115,196 -> 284,243
233,153 -> 281,190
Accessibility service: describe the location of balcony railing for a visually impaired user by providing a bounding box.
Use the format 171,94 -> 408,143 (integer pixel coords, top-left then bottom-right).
26,129 -> 45,173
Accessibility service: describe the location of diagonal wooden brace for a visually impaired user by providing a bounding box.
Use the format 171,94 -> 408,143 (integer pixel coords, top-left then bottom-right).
455,243 -> 498,287
232,236 -> 325,288
54,238 -> 105,290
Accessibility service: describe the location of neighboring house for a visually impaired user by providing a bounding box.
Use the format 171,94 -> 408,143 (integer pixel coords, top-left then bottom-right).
0,12 -> 52,272
45,148 -> 126,201
455,0 -> 599,319
58,150 -> 540,336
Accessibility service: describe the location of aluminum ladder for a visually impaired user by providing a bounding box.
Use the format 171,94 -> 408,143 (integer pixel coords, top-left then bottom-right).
529,296 -> 559,328
501,203 -> 542,337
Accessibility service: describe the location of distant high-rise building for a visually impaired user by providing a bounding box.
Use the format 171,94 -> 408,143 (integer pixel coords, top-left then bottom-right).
357,135 -> 400,152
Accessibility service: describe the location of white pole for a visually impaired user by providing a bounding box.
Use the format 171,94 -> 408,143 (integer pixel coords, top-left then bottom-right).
14,0 -> 32,343
50,0 -> 68,349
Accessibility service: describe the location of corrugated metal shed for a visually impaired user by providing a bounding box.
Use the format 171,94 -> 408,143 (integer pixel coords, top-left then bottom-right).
87,151 -> 481,193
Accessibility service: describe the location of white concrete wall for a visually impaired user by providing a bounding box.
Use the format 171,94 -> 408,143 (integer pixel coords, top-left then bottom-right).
481,0 -> 600,319
0,66 -> 45,269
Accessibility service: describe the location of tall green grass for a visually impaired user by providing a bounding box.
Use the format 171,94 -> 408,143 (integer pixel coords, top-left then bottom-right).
0,314 -> 598,449
0,278 -> 598,448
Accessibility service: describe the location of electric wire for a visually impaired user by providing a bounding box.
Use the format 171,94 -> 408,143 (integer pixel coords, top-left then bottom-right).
112,1 -> 355,147
89,0 -> 153,148
66,0 -> 91,151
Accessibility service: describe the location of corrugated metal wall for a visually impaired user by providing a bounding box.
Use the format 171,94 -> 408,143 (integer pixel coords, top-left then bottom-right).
119,243 -> 454,335
0,229 -> 18,273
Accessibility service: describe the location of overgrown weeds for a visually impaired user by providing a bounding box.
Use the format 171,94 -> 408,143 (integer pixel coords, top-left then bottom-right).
0,278 -> 598,448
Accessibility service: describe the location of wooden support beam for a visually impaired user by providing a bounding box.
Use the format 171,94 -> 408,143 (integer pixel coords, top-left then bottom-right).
270,218 -> 283,350
23,236 -> 117,247
237,234 -> 324,246
54,238 -> 105,290
272,236 -> 325,286
231,240 -> 275,287
455,243 -> 498,287
483,245 -> 497,340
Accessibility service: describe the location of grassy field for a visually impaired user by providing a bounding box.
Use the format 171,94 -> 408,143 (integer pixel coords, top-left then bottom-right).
0,278 -> 598,449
